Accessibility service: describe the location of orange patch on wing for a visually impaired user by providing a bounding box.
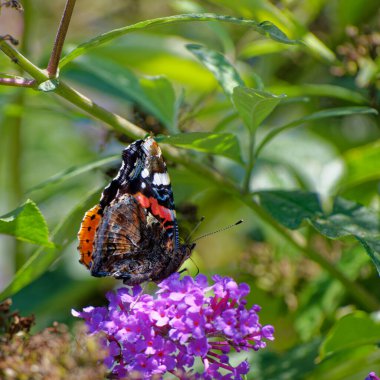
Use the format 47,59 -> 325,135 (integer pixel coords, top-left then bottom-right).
134,192 -> 175,227
150,197 -> 174,225
135,192 -> 150,209
77,204 -> 102,269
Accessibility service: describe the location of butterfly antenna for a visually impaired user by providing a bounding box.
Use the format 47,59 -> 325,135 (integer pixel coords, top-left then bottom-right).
185,216 -> 206,243
192,219 -> 243,243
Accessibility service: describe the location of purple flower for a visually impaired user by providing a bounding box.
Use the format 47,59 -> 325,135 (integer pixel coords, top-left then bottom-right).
73,273 -> 274,379
366,372 -> 380,380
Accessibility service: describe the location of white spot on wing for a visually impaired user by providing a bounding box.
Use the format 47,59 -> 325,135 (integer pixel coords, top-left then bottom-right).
141,168 -> 149,178
141,182 -> 146,189
153,172 -> 170,186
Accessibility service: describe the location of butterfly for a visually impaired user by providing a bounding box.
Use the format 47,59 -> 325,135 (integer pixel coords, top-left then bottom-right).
77,137 -> 194,285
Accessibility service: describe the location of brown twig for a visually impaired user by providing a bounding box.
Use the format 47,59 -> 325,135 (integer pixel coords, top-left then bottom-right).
46,0 -> 76,78
0,1 -> 23,11
0,34 -> 18,45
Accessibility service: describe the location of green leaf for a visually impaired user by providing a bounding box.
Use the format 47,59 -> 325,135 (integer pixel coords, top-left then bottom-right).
239,39 -> 295,58
186,44 -> 244,97
311,197 -> 379,238
258,191 -> 380,273
0,189 -> 102,300
341,141 -> 380,190
268,84 -> 368,104
0,200 -> 53,247
356,57 -> 378,88
206,0 -> 335,62
59,14 -> 298,68
256,106 -> 378,156
258,20 -> 297,44
258,190 -> 322,229
253,339 -> 320,380
139,76 -> 178,133
158,132 -> 243,163
68,56 -> 177,131
232,86 -> 284,133
320,312 -> 380,359
27,155 -> 119,193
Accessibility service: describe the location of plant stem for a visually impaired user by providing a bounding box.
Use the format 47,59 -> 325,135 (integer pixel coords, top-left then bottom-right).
2,0 -> 34,269
0,40 -> 47,82
243,132 -> 255,192
0,77 -> 35,87
55,81 -> 145,138
46,0 -> 76,77
0,40 -> 378,311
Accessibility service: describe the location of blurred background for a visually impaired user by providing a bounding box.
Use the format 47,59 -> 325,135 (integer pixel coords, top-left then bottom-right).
0,0 -> 379,379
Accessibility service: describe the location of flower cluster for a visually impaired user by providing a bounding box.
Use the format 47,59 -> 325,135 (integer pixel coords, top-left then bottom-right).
366,372 -> 380,380
73,274 -> 274,379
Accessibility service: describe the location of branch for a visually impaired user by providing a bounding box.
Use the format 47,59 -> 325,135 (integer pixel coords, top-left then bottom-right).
0,76 -> 35,87
0,39 -> 47,81
46,0 -> 76,78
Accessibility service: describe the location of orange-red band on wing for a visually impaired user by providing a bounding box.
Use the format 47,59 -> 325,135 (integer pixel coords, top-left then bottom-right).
134,192 -> 175,227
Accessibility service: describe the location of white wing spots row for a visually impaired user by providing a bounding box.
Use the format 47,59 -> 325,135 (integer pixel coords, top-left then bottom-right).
153,172 -> 171,186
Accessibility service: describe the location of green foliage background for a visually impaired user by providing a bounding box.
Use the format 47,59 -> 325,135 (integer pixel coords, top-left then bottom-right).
0,0 -> 380,379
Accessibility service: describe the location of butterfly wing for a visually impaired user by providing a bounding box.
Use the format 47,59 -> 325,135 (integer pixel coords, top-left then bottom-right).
77,205 -> 103,269
102,137 -> 179,249
90,194 -> 175,285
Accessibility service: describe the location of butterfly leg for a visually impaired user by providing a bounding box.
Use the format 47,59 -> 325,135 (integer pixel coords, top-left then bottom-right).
121,272 -> 153,286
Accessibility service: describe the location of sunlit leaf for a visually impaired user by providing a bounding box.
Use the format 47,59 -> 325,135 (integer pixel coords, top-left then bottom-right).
172,2 -> 235,53
67,56 -> 177,131
320,312 -> 380,359
341,141 -> 380,191
75,36 -> 216,91
186,44 -> 244,97
207,0 -> 335,62
239,39 -> 293,58
59,14 -> 297,68
258,190 -> 380,273
158,132 -> 243,163
258,20 -> 297,44
256,106 -> 378,156
0,189 -> 102,300
268,84 -> 368,104
139,76 -> 178,133
356,57 -> 378,88
0,200 -> 53,247
232,86 -> 284,133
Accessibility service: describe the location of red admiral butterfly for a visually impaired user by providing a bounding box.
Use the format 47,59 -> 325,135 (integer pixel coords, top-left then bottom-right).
77,137 -> 194,285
